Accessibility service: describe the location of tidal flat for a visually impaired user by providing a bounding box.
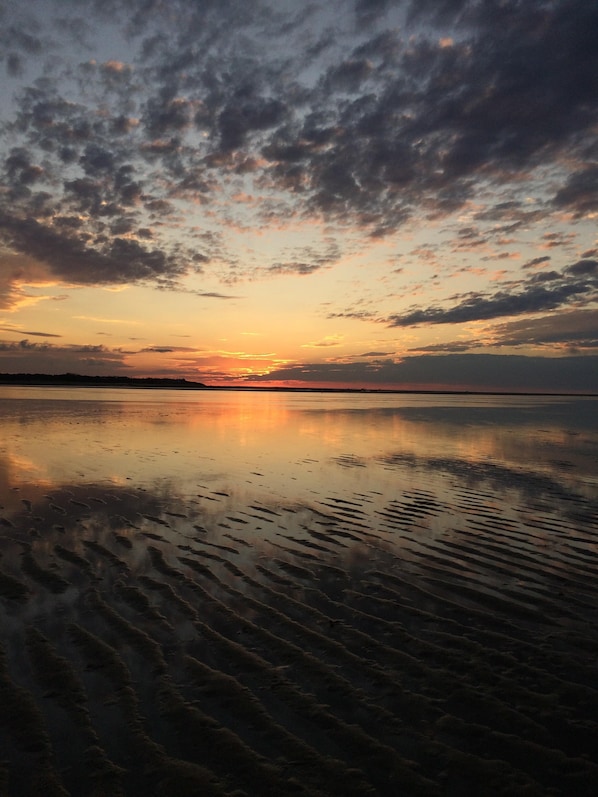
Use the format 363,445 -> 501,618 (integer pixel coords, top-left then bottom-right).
0,388 -> 597,796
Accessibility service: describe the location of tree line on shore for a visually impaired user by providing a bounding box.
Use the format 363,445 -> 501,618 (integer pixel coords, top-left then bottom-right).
0,373 -> 207,389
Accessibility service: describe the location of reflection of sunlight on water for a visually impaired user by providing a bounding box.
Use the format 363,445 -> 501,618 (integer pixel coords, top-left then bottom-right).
0,451 -> 53,488
0,389 -> 596,507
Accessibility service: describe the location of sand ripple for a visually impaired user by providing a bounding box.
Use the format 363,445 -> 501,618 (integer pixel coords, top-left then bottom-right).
0,466 -> 597,796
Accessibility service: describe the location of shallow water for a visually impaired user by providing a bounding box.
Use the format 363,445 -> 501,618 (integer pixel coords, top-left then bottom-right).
1,388 -> 597,795
1,387 -> 596,502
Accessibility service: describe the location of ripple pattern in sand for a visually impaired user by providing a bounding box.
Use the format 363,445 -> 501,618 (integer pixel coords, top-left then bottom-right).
0,461 -> 597,796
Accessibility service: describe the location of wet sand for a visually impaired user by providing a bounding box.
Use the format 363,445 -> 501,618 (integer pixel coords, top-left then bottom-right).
1,453 -> 597,797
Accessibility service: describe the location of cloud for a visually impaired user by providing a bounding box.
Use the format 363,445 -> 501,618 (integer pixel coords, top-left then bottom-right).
138,346 -> 196,354
0,337 -> 201,374
193,291 -> 241,299
0,252 -> 62,310
265,241 -> 341,278
0,326 -> 61,338
490,310 -> 598,351
409,341 -> 477,354
0,210 -> 188,286
244,354 -> 598,393
0,0 -> 595,294
143,94 -> 194,138
552,165 -> 598,218
326,309 -> 377,321
0,12 -> 44,79
301,335 -> 343,348
0,339 -> 129,374
523,256 -> 551,270
257,0 -> 598,232
387,260 -> 598,327
267,262 -> 325,276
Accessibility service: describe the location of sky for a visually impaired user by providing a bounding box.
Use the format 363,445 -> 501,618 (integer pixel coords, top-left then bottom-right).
0,0 -> 597,392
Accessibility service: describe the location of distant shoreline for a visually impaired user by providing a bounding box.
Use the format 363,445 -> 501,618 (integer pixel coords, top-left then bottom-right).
0,372 -> 595,397
0,373 -> 208,390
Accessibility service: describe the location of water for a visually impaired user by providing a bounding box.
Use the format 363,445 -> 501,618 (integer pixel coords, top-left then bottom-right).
1,387 -> 597,795
1,387 -> 596,588
1,387 -> 596,507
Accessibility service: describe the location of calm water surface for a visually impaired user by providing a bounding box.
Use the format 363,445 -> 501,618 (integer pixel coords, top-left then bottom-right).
1,387 -> 597,563
1,388 -> 596,504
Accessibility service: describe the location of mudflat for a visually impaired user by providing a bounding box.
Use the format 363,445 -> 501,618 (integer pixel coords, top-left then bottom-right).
0,389 -> 597,795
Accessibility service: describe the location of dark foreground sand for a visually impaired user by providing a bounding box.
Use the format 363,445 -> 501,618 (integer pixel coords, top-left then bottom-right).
0,465 -> 597,796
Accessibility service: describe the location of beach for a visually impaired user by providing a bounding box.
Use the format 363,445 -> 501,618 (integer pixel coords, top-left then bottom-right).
0,389 -> 597,796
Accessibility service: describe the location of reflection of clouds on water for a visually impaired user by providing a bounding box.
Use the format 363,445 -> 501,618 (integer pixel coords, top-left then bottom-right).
379,451 -> 597,504
1,390 -> 597,503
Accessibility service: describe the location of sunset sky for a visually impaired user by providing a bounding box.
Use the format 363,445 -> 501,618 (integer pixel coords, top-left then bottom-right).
0,0 -> 596,391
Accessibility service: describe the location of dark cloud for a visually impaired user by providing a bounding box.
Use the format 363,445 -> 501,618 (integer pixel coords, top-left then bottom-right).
143,94 -> 193,138
80,143 -> 116,175
4,148 -> 45,187
0,210 -> 187,286
193,291 -> 240,299
0,14 -> 44,79
491,310 -> 598,351
0,339 -> 129,374
0,252 -> 58,310
5,52 -> 24,77
268,262 -> 324,276
387,260 -> 598,327
324,58 -> 374,93
472,202 -> 546,237
265,241 -> 341,277
406,0 -> 469,26
566,259 -> 598,278
258,0 -> 598,231
0,0 -> 596,301
523,256 -> 551,270
244,354 -> 598,393
327,310 -> 377,321
355,0 -> 392,27
408,309 -> 598,355
409,341 -> 475,354
217,97 -> 288,152
138,345 -> 196,353
0,340 -> 51,352
0,327 -> 61,338
552,166 -> 598,218
410,0 -> 598,167
0,63 -> 199,292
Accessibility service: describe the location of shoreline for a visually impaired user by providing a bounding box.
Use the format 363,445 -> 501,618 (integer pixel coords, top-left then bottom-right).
0,374 -> 595,397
